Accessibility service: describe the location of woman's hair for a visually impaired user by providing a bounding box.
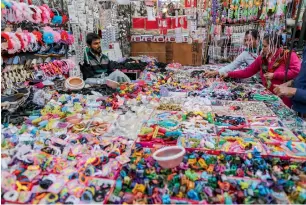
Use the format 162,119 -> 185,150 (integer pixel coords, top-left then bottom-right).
263,33 -> 283,48
249,29 -> 259,40
245,30 -> 250,36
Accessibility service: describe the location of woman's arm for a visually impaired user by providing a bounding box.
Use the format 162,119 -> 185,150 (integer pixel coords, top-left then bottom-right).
273,52 -> 301,80
227,57 -> 261,79
219,51 -> 249,75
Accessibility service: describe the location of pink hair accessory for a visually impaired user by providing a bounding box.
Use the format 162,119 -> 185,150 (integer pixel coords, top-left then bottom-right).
41,4 -> 53,18
8,33 -> 21,54
39,6 -> 51,24
11,2 -> 23,22
29,5 -> 42,23
67,34 -> 74,45
53,31 -> 61,43
43,26 -> 61,43
20,2 -> 34,22
15,33 -> 25,50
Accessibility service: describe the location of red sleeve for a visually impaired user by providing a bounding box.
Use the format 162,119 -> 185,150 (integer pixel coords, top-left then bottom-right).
273,52 -> 301,80
227,57 -> 262,79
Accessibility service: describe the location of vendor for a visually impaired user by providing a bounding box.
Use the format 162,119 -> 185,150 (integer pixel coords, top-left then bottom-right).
82,33 -> 112,78
273,47 -> 306,117
204,29 -> 260,78
222,33 -> 301,107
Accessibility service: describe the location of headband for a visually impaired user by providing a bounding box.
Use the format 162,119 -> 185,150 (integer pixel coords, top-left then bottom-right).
29,5 -> 42,24
1,32 -> 13,51
8,33 -> 21,54
39,6 -> 51,24
15,33 -> 25,50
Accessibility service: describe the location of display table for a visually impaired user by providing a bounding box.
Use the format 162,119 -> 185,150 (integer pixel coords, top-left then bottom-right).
131,42 -> 203,65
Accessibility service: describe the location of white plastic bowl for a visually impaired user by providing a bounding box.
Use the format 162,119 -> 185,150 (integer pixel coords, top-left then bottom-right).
153,146 -> 186,169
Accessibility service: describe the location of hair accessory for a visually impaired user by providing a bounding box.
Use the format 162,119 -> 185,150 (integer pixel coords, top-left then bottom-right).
43,32 -> 54,44
3,190 -> 19,202
51,9 -> 62,24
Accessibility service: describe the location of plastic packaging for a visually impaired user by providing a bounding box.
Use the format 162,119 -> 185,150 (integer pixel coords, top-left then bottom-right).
107,70 -> 131,83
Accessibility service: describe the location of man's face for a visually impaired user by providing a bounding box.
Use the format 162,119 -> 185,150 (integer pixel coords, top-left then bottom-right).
90,39 -> 101,54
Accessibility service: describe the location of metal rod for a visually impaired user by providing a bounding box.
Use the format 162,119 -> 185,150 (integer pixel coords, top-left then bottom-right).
284,0 -> 304,82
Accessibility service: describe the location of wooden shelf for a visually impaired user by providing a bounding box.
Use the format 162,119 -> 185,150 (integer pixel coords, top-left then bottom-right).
131,42 -> 202,65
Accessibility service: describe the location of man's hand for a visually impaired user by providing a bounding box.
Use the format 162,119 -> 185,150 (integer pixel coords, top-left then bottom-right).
264,72 -> 274,80
273,85 -> 297,97
204,70 -> 219,78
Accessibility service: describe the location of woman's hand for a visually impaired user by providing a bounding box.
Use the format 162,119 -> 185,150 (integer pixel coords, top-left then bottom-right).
273,85 -> 297,97
264,72 -> 274,80
220,73 -> 228,79
204,70 -> 219,78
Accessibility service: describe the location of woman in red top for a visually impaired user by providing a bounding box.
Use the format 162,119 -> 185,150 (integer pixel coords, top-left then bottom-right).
223,33 -> 301,107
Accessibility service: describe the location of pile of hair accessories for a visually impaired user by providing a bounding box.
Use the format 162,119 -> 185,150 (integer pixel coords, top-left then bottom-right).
2,1 -> 68,25
108,148 -> 306,204
1,28 -> 74,54
1,62 -> 306,204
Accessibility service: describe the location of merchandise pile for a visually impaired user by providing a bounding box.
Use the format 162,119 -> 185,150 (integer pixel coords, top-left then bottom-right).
1,59 -> 306,204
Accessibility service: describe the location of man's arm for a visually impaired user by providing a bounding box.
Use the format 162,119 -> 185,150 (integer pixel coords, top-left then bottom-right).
292,89 -> 306,103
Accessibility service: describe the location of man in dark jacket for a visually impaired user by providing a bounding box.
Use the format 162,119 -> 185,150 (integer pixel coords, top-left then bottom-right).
83,33 -> 112,77
274,47 -> 306,117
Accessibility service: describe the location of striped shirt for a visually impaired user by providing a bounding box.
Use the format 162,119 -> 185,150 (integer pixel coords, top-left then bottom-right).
84,47 -> 111,77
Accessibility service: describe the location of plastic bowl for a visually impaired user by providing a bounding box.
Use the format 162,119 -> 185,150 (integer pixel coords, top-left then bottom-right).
152,146 -> 186,169
106,79 -> 120,89
65,77 -> 85,90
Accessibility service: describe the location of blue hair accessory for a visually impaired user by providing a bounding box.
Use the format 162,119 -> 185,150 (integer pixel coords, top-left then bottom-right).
52,16 -> 63,24
3,0 -> 12,8
43,32 -> 54,44
52,9 -> 63,24
165,130 -> 182,138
